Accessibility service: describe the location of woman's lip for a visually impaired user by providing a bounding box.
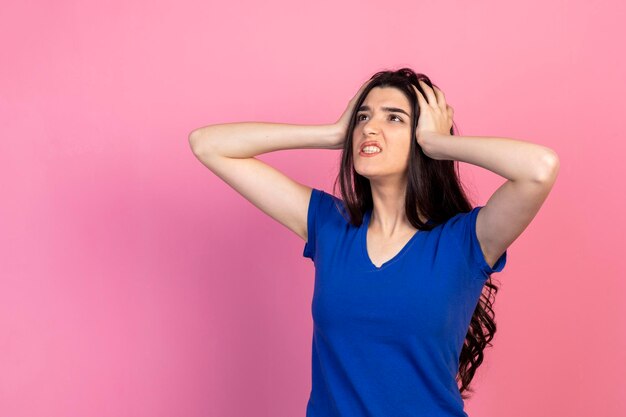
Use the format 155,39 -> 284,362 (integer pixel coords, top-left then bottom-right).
359,141 -> 382,152
359,149 -> 382,157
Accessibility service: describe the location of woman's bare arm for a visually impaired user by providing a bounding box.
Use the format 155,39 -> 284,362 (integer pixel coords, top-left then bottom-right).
189,122 -> 342,157
188,122 -> 342,241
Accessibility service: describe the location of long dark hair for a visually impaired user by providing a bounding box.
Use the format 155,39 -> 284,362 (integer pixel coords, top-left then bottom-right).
331,67 -> 499,399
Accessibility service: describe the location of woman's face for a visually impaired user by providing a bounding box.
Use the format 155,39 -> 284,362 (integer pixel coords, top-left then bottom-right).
352,86 -> 413,181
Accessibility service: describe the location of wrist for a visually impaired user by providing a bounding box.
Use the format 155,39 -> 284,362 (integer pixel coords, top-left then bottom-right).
322,124 -> 345,149
417,132 -> 434,155
418,132 -> 445,160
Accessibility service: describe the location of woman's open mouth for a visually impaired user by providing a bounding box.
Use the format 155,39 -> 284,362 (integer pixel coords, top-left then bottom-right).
359,145 -> 382,157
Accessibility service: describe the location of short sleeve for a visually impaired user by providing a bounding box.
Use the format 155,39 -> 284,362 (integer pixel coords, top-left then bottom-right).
302,188 -> 346,262
302,188 -> 323,261
449,205 -> 508,279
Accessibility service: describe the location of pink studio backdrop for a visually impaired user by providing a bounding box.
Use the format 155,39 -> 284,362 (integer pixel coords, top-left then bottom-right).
1,1 -> 624,416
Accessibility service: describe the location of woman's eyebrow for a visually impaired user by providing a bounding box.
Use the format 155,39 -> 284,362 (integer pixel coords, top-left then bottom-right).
358,105 -> 410,117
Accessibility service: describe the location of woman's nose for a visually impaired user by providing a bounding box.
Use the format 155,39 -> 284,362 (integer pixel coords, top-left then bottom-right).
363,119 -> 380,134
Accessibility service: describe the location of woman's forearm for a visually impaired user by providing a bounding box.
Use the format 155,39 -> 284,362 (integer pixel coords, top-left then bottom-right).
188,122 -> 342,158
420,133 -> 559,182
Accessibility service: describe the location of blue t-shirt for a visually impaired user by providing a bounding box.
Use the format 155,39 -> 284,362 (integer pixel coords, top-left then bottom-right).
302,188 -> 507,417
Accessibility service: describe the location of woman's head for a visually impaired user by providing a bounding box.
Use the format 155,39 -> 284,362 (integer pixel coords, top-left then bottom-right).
334,67 -> 461,228
331,67 -> 499,399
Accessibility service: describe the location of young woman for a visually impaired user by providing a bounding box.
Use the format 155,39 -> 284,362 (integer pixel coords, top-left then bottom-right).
189,68 -> 559,417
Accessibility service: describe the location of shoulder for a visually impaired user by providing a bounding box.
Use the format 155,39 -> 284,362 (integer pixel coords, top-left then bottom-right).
444,206 -> 481,228
309,188 -> 350,225
303,188 -> 352,261
440,205 -> 507,277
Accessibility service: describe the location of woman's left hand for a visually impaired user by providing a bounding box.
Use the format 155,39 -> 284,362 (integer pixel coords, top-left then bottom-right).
411,79 -> 454,153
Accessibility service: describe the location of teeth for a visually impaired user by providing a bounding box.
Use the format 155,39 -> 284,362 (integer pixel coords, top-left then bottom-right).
362,146 -> 381,153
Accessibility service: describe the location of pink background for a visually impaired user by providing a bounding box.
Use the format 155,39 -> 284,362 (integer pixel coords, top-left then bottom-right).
1,1 -> 624,416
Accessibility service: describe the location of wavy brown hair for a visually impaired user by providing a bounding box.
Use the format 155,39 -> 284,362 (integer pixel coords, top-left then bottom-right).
331,67 -> 499,399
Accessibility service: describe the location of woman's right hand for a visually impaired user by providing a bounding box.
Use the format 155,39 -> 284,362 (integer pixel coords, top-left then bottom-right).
328,79 -> 374,150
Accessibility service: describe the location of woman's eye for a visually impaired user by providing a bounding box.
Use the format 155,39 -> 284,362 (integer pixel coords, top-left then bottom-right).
356,114 -> 403,122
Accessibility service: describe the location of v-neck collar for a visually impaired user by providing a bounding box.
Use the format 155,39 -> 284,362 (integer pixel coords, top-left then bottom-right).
359,208 -> 424,272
